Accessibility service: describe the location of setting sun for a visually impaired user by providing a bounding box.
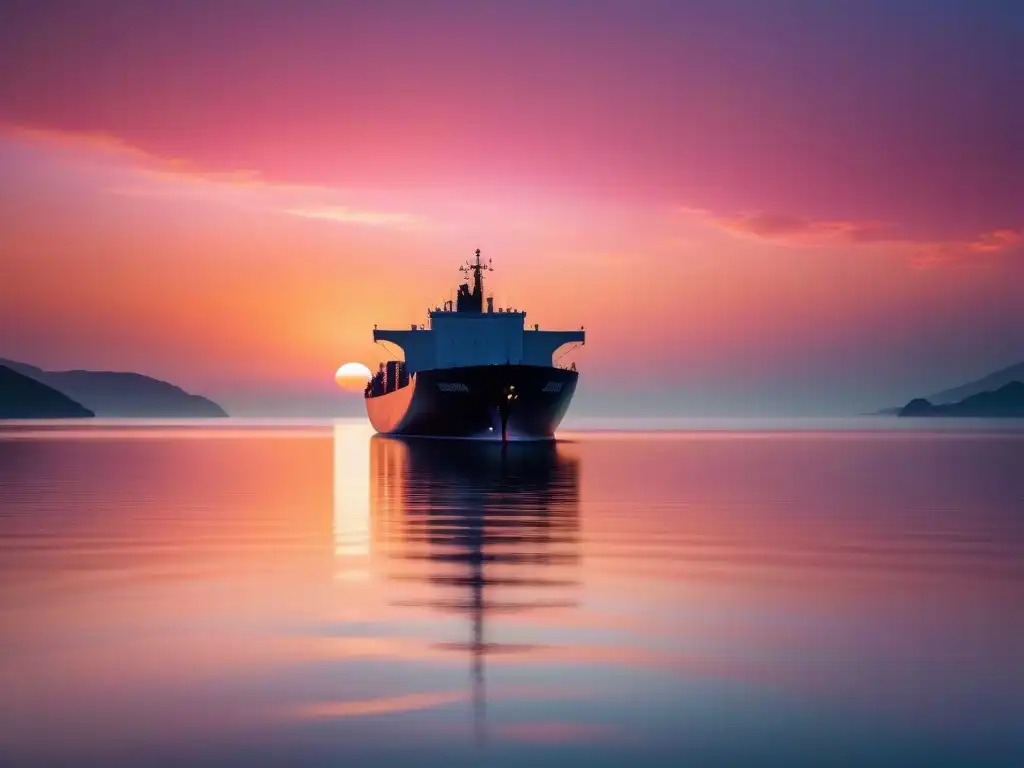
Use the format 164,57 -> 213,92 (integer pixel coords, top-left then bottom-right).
335,362 -> 373,393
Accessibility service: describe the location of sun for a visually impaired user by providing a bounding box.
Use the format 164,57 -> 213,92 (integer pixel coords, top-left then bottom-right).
335,362 -> 373,393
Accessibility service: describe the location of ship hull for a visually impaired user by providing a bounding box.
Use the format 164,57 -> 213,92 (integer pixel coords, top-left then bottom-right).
365,364 -> 578,440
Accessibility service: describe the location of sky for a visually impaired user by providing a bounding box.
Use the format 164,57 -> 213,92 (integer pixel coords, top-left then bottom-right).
1,0 -> 1022,416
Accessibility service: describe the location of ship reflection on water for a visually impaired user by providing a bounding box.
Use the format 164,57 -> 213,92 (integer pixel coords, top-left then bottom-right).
367,435 -> 581,746
1,425 -> 1020,764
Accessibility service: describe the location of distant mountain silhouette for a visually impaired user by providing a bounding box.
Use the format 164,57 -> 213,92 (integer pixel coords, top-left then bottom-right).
0,359 -> 227,417
0,365 -> 94,419
926,362 -> 1024,404
898,381 -> 1024,418
876,360 -> 1024,414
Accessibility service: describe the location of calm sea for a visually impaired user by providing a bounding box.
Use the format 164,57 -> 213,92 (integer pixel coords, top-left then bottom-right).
0,420 -> 1022,766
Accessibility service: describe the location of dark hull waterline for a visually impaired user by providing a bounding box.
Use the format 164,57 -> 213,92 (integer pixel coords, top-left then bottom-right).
365,364 -> 578,441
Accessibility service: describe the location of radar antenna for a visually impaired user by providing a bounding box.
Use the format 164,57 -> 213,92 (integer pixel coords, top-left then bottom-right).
456,248 -> 492,313
458,248 -> 493,278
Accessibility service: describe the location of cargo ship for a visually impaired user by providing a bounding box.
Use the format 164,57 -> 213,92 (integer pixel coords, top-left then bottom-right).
364,250 -> 585,440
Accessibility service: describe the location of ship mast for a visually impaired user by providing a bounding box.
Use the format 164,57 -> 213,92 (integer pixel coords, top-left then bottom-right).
457,249 -> 492,313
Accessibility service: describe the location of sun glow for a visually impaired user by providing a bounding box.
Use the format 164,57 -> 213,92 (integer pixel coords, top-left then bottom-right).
335,362 -> 372,392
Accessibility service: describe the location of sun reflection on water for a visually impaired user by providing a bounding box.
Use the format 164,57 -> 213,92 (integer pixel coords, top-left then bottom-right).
332,422 -> 374,579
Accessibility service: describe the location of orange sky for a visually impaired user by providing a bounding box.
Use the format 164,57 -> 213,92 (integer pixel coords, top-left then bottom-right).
1,2 -> 1022,415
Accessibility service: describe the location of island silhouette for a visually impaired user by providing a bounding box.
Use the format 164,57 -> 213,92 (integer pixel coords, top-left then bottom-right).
899,380 -> 1024,418
0,365 -> 94,418
0,358 -> 226,418
878,360 -> 1024,415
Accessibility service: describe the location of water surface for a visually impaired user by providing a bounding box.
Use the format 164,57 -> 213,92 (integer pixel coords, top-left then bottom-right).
0,421 -> 1022,765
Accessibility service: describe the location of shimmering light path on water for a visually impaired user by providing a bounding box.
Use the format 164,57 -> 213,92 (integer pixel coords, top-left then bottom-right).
0,421 -> 1022,765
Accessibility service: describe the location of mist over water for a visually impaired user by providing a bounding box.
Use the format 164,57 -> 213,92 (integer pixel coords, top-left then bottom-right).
0,421 -> 1022,765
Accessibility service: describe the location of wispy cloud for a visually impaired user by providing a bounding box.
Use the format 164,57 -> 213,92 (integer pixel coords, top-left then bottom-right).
895,227 -> 1024,268
2,123 -> 425,228
8,124 -> 155,163
678,206 -> 1022,266
908,228 -> 1024,268
716,212 -> 890,245
965,228 -> 1022,254
285,206 -> 424,228
679,206 -> 893,247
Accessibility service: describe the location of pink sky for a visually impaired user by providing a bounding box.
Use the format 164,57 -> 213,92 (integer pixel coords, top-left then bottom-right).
1,1 -> 1022,414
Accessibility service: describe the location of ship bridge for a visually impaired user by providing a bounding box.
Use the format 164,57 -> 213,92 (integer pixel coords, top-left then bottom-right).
372,250 -> 584,373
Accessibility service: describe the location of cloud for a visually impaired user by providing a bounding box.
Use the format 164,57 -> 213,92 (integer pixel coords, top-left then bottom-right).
716,212 -> 891,245
907,227 -> 1024,268
678,206 -> 891,247
678,206 -> 1022,266
2,123 -> 424,227
285,206 -> 424,228
6,124 -> 261,189
7,124 -> 155,163
965,228 -> 1022,254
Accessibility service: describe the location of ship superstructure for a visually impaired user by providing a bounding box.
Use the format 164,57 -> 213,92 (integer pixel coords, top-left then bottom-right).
364,250 -> 584,440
